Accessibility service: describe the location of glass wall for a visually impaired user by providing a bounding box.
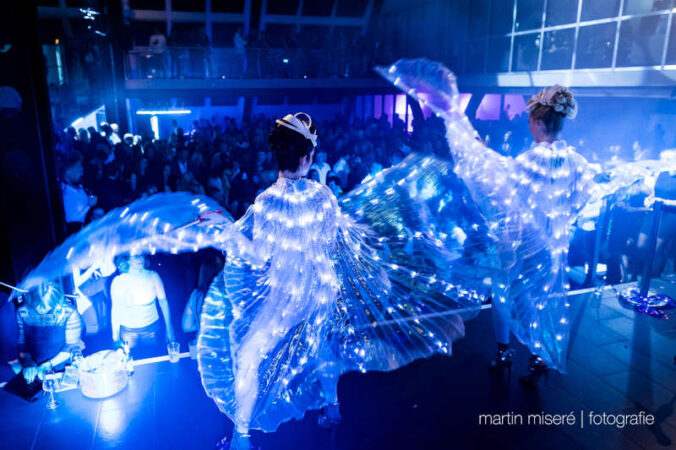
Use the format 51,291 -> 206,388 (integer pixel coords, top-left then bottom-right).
461,0 -> 675,74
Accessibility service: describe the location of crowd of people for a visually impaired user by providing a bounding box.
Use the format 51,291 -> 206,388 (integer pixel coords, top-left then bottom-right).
55,113 -> 447,228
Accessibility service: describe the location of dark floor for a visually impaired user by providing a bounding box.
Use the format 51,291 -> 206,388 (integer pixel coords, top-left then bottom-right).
1,281 -> 675,450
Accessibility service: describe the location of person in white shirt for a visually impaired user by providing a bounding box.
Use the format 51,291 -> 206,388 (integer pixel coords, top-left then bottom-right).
309,150 -> 331,184
109,123 -> 122,145
61,157 -> 97,234
110,255 -> 175,349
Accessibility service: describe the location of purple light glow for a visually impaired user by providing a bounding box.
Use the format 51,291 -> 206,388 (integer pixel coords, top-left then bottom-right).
503,94 -> 527,120
475,94 -> 502,121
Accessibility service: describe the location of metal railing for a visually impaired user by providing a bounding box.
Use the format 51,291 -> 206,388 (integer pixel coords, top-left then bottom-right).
125,46 -> 375,80
617,199 -> 676,315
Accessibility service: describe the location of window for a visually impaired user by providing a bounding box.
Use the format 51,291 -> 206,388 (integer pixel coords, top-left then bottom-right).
541,28 -> 574,70
512,33 -> 540,71
623,0 -> 673,15
546,0 -> 579,27
616,14 -> 669,66
580,0 -> 621,21
575,23 -> 616,68
516,0 -> 544,31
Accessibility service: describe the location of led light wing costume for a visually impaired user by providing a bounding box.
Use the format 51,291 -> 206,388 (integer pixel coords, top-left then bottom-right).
198,167 -> 493,432
376,58 -> 594,371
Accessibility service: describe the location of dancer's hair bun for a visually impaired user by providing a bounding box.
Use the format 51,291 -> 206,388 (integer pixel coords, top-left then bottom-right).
527,85 -> 577,119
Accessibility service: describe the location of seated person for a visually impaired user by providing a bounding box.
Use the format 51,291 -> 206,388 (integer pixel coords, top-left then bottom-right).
110,255 -> 174,351
16,283 -> 84,383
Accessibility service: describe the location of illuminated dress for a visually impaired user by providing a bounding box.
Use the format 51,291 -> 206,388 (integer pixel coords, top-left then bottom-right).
377,58 -> 594,371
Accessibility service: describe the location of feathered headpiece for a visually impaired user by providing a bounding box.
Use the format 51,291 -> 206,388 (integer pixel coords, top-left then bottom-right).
527,85 -> 577,119
275,112 -> 318,147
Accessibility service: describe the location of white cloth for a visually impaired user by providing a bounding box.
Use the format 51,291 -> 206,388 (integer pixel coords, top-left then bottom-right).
61,182 -> 90,224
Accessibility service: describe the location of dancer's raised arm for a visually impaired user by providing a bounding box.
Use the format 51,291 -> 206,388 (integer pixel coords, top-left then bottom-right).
376,58 -> 516,219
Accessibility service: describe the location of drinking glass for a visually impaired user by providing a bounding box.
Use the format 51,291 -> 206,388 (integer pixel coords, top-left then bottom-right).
43,369 -> 60,410
167,341 -> 180,363
70,348 -> 84,367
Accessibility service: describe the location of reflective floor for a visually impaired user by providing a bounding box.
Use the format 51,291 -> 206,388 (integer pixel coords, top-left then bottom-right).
1,281 -> 675,450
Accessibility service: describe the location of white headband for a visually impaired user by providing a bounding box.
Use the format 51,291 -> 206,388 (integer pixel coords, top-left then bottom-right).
275,112 -> 318,148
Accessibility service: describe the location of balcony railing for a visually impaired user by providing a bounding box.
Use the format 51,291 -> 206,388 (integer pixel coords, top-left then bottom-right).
125,46 -> 376,80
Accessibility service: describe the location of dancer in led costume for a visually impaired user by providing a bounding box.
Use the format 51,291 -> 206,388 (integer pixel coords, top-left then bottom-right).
198,114 -> 493,448
15,112 -> 494,449
377,58 -> 594,379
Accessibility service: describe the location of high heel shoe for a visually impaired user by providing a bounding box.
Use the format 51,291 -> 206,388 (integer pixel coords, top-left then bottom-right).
519,354 -> 548,386
489,348 -> 515,373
